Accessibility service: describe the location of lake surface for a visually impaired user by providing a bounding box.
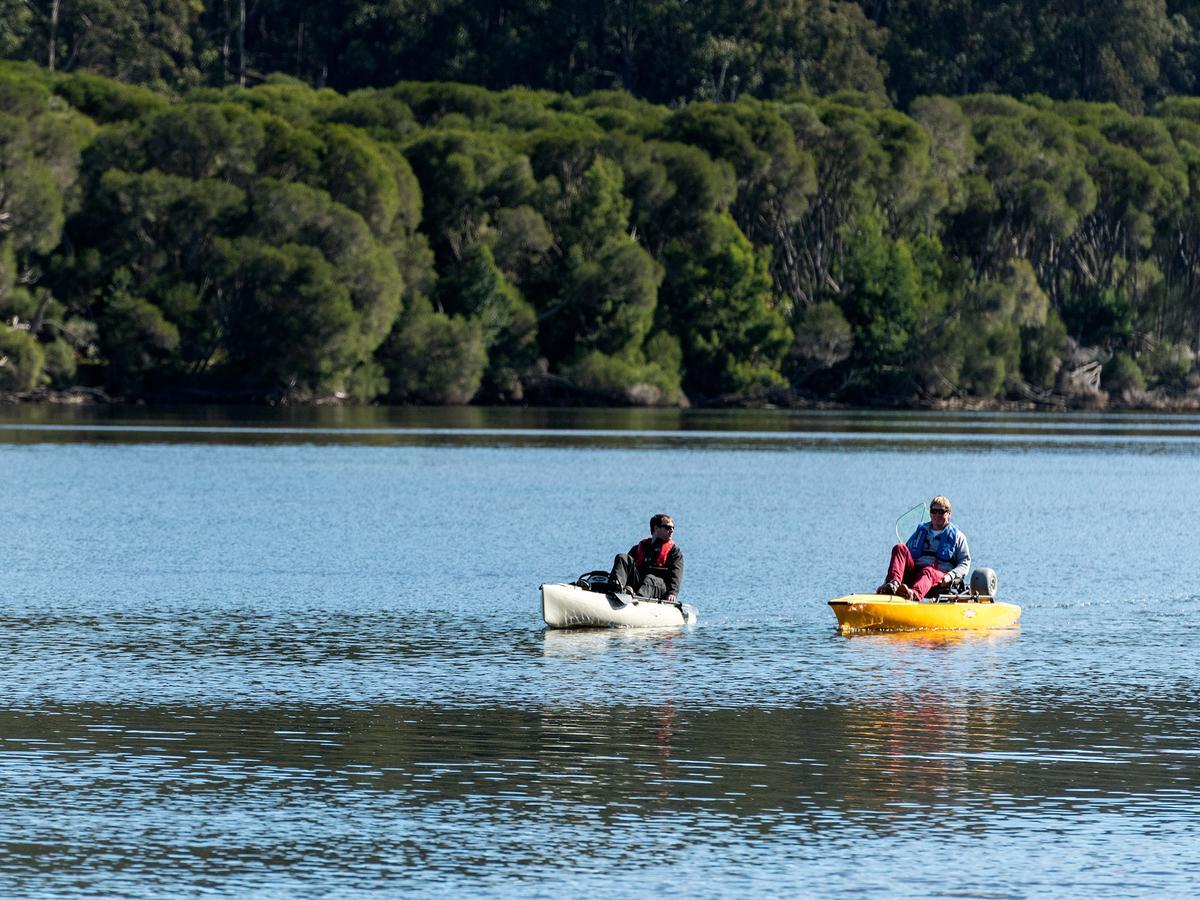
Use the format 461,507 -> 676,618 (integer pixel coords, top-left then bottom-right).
2,405 -> 1198,896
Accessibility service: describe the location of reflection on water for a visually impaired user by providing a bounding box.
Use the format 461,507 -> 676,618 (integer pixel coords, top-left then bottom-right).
3,404 -> 1200,452
542,627 -> 693,658
3,692 -> 1197,895
838,627 -> 1023,648
1,406 -> 1198,894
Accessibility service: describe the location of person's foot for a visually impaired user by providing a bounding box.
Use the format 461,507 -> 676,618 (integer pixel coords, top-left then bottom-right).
877,581 -> 898,595
898,584 -> 916,600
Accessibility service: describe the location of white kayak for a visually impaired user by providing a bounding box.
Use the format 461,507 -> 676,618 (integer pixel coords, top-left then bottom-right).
541,582 -> 698,629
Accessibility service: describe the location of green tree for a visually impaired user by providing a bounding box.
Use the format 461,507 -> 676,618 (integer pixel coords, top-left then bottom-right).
0,323 -> 45,390
834,215 -> 946,396
1103,350 -> 1147,394
560,155 -> 631,253
917,259 -> 1050,399
786,0 -> 889,100
98,268 -> 180,385
620,140 -> 736,258
488,205 -> 553,284
0,1 -> 33,58
380,293 -> 487,404
878,0 -> 1042,104
1157,105 -> 1200,350
50,85 -> 413,398
210,237 -> 358,393
24,0 -> 204,89
1032,0 -> 1180,112
789,300 -> 853,387
327,87 -> 418,143
52,69 -> 169,123
563,341 -> 683,406
1020,309 -> 1069,390
247,178 -> 405,365
949,97 -> 1095,285
0,65 -> 93,382
403,128 -> 537,265
1050,106 -> 1183,347
544,240 -> 663,362
436,242 -> 536,398
665,98 -> 815,308
659,212 -> 791,397
776,98 -> 945,314
71,167 -> 244,379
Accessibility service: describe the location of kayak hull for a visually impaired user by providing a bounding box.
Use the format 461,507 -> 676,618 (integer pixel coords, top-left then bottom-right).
541,582 -> 697,629
828,593 -> 1021,633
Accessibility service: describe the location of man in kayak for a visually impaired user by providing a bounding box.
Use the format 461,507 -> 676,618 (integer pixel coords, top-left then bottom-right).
877,496 -> 971,600
609,513 -> 684,603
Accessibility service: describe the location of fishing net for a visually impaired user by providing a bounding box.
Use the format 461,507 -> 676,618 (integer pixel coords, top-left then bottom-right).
894,502 -> 926,543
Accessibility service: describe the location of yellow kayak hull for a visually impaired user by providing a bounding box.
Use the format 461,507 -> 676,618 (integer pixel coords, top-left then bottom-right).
828,593 -> 1022,633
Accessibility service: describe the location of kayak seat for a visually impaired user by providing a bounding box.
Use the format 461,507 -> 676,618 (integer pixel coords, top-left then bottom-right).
926,574 -> 966,602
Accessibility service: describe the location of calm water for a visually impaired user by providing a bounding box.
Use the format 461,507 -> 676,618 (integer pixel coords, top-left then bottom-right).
2,405 -> 1198,896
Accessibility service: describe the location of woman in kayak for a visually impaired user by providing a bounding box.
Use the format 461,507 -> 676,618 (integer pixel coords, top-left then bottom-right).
609,513 -> 684,604
877,496 -> 971,600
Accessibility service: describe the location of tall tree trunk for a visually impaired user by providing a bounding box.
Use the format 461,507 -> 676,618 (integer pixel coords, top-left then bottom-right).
238,0 -> 246,87
48,0 -> 60,71
618,0 -> 638,93
221,0 -> 231,84
30,292 -> 51,336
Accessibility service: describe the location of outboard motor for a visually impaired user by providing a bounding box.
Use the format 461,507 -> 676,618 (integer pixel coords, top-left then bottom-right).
575,570 -> 615,592
970,567 -> 998,598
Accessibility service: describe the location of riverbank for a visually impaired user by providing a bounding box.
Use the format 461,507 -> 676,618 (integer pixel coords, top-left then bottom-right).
6,384 -> 1200,413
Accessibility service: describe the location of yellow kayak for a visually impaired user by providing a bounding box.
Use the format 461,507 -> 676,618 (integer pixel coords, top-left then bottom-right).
828,593 -> 1022,633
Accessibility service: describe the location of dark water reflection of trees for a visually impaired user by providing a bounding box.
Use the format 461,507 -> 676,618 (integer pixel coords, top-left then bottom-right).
5,691 -> 1194,833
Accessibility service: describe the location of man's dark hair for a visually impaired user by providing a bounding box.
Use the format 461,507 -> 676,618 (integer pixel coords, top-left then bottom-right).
650,513 -> 674,530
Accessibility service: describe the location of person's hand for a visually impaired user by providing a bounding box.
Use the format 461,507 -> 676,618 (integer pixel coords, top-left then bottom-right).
666,593 -> 677,604
940,572 -> 952,584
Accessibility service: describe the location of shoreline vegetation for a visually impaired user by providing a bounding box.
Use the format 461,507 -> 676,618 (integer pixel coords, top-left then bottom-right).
6,385 -> 1200,414
6,7 -> 1200,411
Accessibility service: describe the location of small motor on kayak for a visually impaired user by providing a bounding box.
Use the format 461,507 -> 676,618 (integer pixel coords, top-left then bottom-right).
970,567 -> 998,598
574,570 -> 615,592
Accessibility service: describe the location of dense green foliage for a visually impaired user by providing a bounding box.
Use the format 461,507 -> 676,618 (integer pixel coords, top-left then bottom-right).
5,57 -> 1200,405
6,1 -> 1200,112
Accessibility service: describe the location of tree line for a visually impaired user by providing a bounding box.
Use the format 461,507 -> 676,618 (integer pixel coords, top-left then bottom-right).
4,60 -> 1200,406
6,0 -> 1200,114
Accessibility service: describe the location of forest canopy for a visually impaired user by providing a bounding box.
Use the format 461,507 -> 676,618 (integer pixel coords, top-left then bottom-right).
5,2 -> 1200,406
7,0 -> 1200,112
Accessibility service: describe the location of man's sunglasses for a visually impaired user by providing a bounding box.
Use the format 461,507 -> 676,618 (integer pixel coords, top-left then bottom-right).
930,508 -> 949,515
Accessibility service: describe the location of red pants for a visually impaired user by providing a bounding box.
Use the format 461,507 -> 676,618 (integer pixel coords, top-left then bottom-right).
885,543 -> 945,600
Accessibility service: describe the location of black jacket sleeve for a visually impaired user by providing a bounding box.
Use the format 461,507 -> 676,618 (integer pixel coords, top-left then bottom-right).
665,546 -> 684,596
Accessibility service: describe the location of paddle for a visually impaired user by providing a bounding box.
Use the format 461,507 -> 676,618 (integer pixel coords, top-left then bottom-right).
607,588 -> 682,611
605,586 -> 685,615
606,588 -> 634,608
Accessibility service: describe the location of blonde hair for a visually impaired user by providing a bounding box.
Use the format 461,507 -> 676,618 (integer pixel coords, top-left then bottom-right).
930,495 -> 952,513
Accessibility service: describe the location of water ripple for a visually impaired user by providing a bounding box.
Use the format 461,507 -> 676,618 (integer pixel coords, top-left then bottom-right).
1,411 -> 1197,894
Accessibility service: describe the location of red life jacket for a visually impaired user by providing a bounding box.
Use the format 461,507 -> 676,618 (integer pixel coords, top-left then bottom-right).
635,538 -> 675,569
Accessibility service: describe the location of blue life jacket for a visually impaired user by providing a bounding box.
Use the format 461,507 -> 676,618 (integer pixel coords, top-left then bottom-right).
908,522 -> 959,564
